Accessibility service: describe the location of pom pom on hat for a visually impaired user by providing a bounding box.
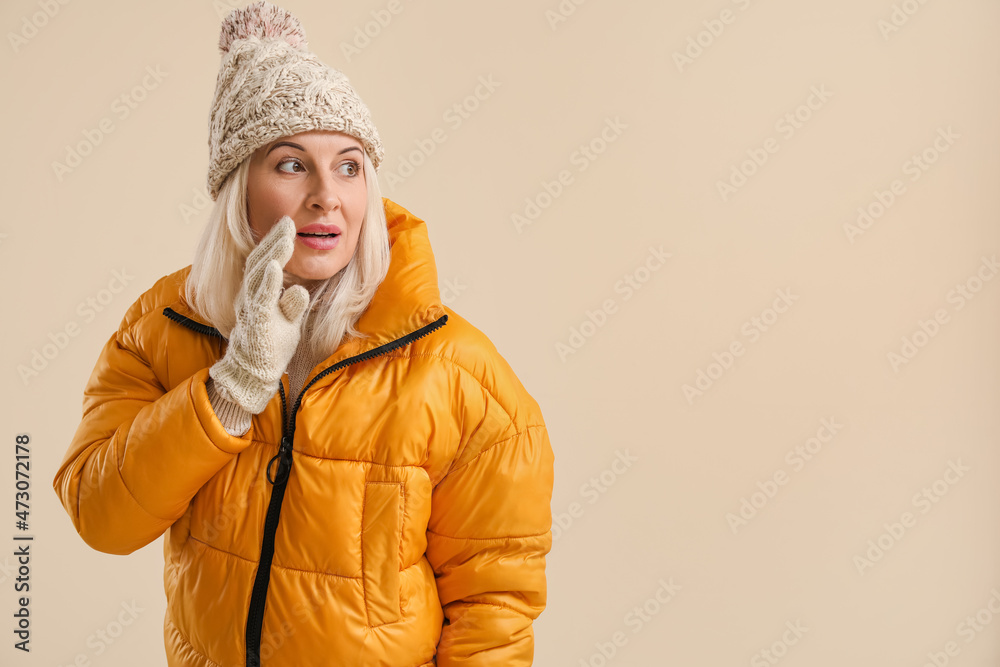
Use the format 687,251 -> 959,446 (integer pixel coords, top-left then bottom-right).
218,0 -> 308,54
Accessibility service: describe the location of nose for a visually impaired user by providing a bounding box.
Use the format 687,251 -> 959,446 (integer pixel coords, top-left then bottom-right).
305,168 -> 342,213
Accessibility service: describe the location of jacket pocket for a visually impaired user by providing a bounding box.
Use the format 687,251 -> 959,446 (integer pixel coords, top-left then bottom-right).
362,481 -> 403,626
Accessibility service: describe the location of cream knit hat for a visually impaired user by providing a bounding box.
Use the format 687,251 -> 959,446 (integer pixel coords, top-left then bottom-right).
206,1 -> 384,200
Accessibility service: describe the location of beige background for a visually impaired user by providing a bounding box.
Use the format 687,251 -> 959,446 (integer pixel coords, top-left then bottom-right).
1,0 -> 998,664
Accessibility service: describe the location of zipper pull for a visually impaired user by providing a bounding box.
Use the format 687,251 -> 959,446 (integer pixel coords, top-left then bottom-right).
266,435 -> 294,486
279,434 -> 293,465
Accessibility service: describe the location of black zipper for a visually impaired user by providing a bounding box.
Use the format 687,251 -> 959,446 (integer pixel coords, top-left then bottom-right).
163,306 -> 225,338
245,313 -> 447,666
162,306 -> 449,666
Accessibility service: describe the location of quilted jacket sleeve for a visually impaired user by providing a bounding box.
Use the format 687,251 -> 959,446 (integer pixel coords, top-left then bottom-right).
52,314 -> 255,556
426,420 -> 554,666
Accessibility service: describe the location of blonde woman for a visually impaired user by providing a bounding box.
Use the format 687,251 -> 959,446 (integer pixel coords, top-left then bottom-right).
52,2 -> 554,665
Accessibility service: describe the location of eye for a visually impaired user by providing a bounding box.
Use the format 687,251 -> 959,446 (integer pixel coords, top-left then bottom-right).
277,158 -> 304,174
339,160 -> 361,177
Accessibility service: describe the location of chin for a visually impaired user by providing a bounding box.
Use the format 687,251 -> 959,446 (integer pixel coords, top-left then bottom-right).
287,262 -> 345,283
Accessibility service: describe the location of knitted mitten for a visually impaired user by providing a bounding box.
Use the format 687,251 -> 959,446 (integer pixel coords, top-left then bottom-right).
209,216 -> 310,414
206,377 -> 254,436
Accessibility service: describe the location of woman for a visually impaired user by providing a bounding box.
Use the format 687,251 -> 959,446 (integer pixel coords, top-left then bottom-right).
51,3 -> 554,665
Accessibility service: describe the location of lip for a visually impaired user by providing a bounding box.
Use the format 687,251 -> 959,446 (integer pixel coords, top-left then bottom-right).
294,222 -> 342,251
296,233 -> 340,250
297,223 -> 342,235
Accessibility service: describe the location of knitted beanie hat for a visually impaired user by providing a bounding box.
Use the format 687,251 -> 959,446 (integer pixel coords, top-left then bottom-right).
206,1 -> 384,201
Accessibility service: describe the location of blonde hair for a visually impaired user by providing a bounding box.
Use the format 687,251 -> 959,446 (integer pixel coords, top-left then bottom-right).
185,150 -> 391,360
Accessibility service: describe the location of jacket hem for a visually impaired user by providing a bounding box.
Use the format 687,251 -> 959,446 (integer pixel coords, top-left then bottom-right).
165,611 -> 225,667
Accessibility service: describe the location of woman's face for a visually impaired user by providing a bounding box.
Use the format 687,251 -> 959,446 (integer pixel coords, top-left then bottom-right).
246,130 -> 367,285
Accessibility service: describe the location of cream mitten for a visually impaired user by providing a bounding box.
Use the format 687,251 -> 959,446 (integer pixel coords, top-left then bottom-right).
206,377 -> 254,436
209,216 -> 310,414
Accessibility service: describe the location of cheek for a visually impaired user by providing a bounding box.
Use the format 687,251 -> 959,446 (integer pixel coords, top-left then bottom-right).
248,176 -> 292,215
248,188 -> 294,238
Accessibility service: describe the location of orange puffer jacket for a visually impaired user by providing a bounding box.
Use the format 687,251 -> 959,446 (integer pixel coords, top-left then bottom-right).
52,198 -> 555,667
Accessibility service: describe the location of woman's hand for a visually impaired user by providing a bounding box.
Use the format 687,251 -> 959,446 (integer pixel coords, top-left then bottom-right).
209,216 -> 310,414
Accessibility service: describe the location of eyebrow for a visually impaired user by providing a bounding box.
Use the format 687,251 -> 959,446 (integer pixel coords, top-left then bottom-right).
265,141 -> 363,157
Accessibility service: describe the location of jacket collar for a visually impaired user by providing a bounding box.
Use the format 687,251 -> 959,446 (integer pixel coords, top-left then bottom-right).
163,197 -> 447,370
